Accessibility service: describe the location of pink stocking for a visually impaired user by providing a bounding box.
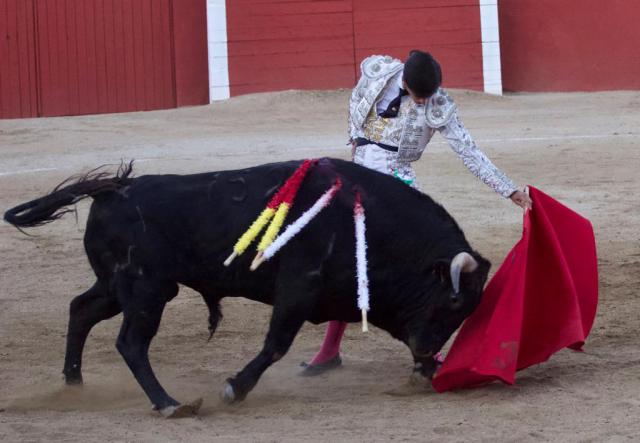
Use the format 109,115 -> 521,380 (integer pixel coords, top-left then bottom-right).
308,321 -> 347,365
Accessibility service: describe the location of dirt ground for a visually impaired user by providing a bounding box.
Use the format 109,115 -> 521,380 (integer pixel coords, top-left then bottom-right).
0,89 -> 639,442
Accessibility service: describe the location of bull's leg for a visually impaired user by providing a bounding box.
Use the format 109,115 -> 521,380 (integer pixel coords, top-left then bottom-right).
63,281 -> 121,385
222,276 -> 317,404
115,277 -> 201,418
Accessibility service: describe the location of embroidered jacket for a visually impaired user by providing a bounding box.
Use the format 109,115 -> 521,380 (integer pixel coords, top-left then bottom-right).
348,55 -> 517,198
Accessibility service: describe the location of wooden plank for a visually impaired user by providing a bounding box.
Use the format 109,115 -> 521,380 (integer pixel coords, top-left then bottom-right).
94,0 -> 109,113
40,0 -> 65,116
150,0 -> 173,109
65,0 -> 80,115
35,0 -> 49,115
74,0 -> 88,115
7,0 -> 22,117
55,0 -> 70,116
140,0 -> 154,110
102,0 -> 117,112
83,0 -> 100,114
14,0 -> 33,117
0,0 -> 12,117
229,1 -> 352,17
158,0 -> 175,108
131,0 -> 145,110
25,0 -> 38,117
120,0 -> 136,112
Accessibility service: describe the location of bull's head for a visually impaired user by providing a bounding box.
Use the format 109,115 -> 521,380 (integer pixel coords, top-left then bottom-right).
433,251 -> 489,311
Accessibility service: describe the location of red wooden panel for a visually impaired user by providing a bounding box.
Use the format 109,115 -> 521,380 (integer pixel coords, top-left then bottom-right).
500,0 -> 640,92
34,0 -> 175,117
0,0 -> 37,118
352,0 -> 483,91
172,0 -> 209,106
226,0 -> 356,95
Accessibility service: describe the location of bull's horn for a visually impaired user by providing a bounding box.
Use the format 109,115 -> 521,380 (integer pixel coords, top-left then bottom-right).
450,252 -> 479,294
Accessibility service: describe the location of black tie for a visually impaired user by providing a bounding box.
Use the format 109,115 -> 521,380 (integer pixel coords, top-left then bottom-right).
379,88 -> 408,118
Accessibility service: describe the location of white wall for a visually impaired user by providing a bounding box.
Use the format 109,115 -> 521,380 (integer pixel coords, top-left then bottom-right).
207,0 -> 230,101
479,0 -> 503,95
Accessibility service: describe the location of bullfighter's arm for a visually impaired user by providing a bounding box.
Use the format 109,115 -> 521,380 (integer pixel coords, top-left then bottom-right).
438,112 -> 518,198
348,74 -> 369,142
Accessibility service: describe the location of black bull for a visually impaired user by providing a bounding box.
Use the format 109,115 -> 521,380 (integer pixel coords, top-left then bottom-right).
4,158 -> 490,418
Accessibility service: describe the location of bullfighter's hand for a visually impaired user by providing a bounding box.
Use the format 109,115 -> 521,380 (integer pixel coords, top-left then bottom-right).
351,140 -> 357,160
510,190 -> 532,210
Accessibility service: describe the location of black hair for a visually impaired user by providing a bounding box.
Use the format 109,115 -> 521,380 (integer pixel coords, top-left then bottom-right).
402,50 -> 442,98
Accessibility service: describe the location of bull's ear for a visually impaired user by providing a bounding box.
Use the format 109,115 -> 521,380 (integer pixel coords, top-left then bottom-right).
432,259 -> 451,284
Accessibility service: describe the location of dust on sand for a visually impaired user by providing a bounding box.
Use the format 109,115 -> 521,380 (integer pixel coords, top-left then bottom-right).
1,89 -> 639,442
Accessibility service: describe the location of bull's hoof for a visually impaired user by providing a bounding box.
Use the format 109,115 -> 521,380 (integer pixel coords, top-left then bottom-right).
221,381 -> 236,404
159,398 -> 203,419
409,371 -> 432,388
64,373 -> 83,386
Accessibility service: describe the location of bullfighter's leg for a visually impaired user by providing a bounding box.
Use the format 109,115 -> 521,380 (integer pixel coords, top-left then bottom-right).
115,277 -> 201,418
222,273 -> 318,403
299,320 -> 346,376
63,281 -> 121,385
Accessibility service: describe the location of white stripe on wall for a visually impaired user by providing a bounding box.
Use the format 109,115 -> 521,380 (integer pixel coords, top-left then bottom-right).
479,0 -> 503,95
207,0 -> 230,101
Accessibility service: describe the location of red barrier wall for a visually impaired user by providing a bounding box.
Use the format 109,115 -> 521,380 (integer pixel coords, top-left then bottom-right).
353,0 -> 483,90
0,0 -> 208,119
225,0 -> 484,96
225,0 -> 356,96
0,0 -> 38,119
499,0 -> 640,92
35,0 -> 175,117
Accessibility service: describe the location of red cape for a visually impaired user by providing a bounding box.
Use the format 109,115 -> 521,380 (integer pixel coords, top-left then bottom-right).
432,186 -> 598,392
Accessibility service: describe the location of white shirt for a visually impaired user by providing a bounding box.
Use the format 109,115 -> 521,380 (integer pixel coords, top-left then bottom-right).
375,72 -> 404,115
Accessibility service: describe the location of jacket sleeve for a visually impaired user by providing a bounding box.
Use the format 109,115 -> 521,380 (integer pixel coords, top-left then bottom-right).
438,112 -> 518,198
348,73 -> 368,141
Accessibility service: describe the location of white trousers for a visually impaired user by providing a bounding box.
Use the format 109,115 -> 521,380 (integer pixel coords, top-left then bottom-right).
353,144 -> 419,189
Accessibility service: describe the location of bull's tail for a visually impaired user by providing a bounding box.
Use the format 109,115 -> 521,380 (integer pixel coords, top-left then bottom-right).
4,161 -> 134,229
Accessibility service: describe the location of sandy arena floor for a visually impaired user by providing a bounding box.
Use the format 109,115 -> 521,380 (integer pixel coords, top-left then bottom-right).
1,89 -> 639,442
